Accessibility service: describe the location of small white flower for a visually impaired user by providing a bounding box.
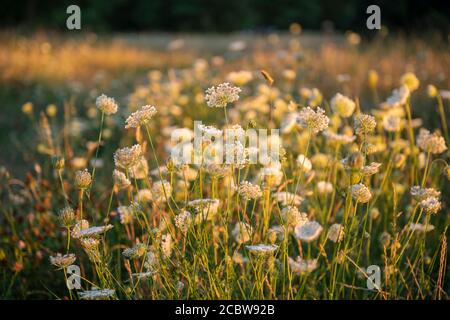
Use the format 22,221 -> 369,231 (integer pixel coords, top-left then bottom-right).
294,221 -> 323,242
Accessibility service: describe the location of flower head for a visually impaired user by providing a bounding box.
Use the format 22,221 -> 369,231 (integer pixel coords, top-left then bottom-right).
113,169 -> 131,189
417,129 -> 447,154
59,206 -> 76,227
237,181 -> 262,200
297,107 -> 329,133
114,144 -> 142,169
288,257 -> 318,274
294,221 -> 323,242
174,210 -> 192,234
419,196 -> 441,215
125,105 -> 157,129
327,223 -> 345,243
205,82 -> 241,108
355,114 -> 376,134
50,253 -> 76,269
245,244 -> 278,255
75,169 -> 91,189
96,94 -> 118,115
351,183 -> 372,203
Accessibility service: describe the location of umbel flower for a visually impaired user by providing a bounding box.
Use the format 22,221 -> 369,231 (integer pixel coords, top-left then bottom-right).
122,243 -> 147,259
401,72 -> 420,92
50,253 -> 76,269
125,105 -> 157,129
351,183 -> 372,203
416,129 -> 447,154
79,288 -> 115,300
114,144 -> 142,169
281,206 -> 308,227
354,114 -> 376,134
59,206 -> 76,227
175,210 -> 192,234
419,196 -> 442,215
96,94 -> 118,115
245,244 -> 278,255
294,221 -> 323,242
297,107 -> 329,133
75,169 -> 92,189
330,93 -> 356,118
237,181 -> 262,200
381,85 -> 410,109
205,82 -> 241,108
113,169 -> 131,189
327,223 -> 345,243
410,186 -> 441,201
288,257 -> 318,274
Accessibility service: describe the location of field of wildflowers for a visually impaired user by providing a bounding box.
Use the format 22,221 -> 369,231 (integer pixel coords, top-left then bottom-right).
0,29 -> 449,300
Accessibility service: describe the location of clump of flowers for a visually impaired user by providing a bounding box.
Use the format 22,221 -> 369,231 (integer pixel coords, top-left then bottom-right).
355,114 -> 376,134
174,210 -> 192,234
205,82 -> 241,108
294,221 -> 323,242
297,107 -> 329,133
113,169 -> 131,189
351,183 -> 372,203
237,181 -> 262,200
417,129 -> 447,154
125,105 -> 157,129
114,144 -> 142,169
419,196 -> 442,215
96,94 -> 118,115
75,169 -> 92,189
50,253 -> 76,269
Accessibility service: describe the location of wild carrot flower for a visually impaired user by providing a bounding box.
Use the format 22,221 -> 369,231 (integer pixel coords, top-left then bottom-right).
355,114 -> 376,134
327,223 -> 345,243
75,169 -> 92,189
174,210 -> 192,234
114,144 -> 142,169
410,186 -> 441,201
79,288 -> 115,300
161,233 -> 172,258
416,129 -> 447,154
125,105 -> 157,129
288,257 -> 318,274
122,243 -> 147,259
113,169 -> 131,189
381,85 -> 410,109
361,162 -> 382,176
205,82 -> 241,108
71,220 -> 89,239
281,206 -> 308,227
237,181 -> 262,200
331,93 -> 356,118
245,244 -> 278,255
96,94 -> 118,115
419,196 -> 442,214
118,204 -> 134,224
76,225 -> 113,238
50,253 -> 76,269
59,206 -> 76,227
294,221 -> 323,242
351,183 -> 372,203
297,107 -> 329,133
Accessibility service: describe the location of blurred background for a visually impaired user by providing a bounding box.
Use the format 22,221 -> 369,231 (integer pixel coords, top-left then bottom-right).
2,0 -> 449,34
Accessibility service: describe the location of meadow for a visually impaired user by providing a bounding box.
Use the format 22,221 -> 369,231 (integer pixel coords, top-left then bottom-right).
0,29 -> 449,299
